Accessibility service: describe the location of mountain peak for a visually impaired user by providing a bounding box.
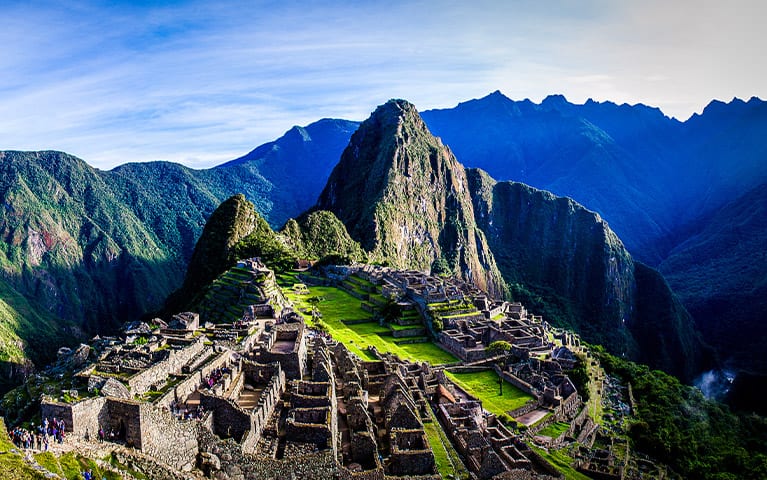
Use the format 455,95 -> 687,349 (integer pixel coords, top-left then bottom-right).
542,93 -> 569,106
369,99 -> 420,126
316,100 -> 507,296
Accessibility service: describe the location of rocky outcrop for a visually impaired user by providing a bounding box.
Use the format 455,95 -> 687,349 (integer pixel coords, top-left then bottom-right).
316,100 -> 507,298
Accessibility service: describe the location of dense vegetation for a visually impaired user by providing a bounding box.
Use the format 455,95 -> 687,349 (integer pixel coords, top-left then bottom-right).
281,210 -> 366,262
596,347 -> 767,479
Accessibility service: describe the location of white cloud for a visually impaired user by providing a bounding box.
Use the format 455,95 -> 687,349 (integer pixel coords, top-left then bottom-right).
0,0 -> 763,167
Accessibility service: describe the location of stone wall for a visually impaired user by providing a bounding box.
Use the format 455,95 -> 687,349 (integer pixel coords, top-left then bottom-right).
509,400 -> 542,419
337,466 -> 385,480
129,337 -> 205,395
107,399 -> 143,448
198,427 -> 341,480
155,371 -> 201,408
139,403 -> 199,472
244,365 -> 285,455
41,396 -> 109,440
496,366 -> 537,397
40,399 -> 74,432
285,407 -> 332,447
200,391 -> 251,442
228,369 -> 245,402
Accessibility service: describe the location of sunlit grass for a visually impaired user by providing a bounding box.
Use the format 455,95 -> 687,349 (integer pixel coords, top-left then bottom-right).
446,370 -> 534,416
281,281 -> 456,364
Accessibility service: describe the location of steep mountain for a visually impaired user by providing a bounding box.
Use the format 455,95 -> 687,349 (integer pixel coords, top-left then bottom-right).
164,193 -> 260,312
659,183 -> 767,373
0,151 -> 176,338
0,119 -> 356,382
105,118 -> 359,260
466,170 -> 636,353
219,119 -> 359,227
316,99 -> 507,297
170,196 -> 363,315
421,92 -> 767,264
421,91 -> 767,380
421,91 -> 680,262
466,170 -> 711,379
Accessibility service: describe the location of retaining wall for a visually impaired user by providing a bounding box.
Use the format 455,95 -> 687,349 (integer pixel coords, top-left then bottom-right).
128,337 -> 205,395
139,403 -> 199,472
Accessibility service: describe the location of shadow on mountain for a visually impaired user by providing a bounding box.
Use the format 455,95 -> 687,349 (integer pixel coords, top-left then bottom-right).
0,255 -> 184,394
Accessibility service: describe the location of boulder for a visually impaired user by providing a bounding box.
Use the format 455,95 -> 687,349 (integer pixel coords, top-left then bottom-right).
100,377 -> 131,399
71,344 -> 91,367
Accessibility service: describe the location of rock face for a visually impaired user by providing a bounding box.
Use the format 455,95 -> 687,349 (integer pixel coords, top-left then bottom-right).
466,169 -> 711,379
316,100 -> 507,298
100,377 -> 131,399
467,170 -> 637,355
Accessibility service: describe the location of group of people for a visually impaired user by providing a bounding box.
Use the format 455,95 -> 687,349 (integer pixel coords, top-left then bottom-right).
168,400 -> 204,420
203,366 -> 231,389
9,426 -> 33,449
8,417 -> 66,451
96,426 -> 122,442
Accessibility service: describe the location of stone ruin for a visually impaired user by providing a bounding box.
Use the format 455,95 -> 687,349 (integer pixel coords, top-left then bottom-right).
37,261 -> 592,479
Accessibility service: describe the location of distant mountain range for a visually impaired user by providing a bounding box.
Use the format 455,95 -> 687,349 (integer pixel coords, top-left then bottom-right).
420,92 -> 767,386
0,92 -> 763,396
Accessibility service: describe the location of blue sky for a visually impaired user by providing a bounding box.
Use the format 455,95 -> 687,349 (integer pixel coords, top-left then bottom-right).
1,0 -> 764,169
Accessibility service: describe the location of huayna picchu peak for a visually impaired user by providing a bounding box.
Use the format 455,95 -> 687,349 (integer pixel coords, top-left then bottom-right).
317,99 -> 508,299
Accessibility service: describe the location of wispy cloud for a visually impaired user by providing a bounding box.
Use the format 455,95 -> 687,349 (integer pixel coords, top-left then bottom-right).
0,0 -> 763,168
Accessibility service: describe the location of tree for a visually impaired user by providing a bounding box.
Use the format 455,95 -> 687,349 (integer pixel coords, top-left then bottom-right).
486,340 -> 512,355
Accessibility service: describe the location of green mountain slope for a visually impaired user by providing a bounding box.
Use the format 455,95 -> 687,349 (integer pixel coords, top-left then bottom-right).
0,151 -> 176,337
311,101 -> 708,380
660,183 -> 767,373
170,196 -> 362,316
281,210 -> 366,262
0,119 -> 355,381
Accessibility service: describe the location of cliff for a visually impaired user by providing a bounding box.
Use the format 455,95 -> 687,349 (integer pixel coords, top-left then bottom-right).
466,168 -> 710,379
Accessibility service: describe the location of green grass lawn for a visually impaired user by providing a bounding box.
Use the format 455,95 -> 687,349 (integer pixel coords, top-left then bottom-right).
282,281 -> 457,364
531,446 -> 592,480
348,274 -> 375,287
388,322 -> 423,331
538,421 -> 570,438
423,410 -> 470,479
446,370 -> 534,416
